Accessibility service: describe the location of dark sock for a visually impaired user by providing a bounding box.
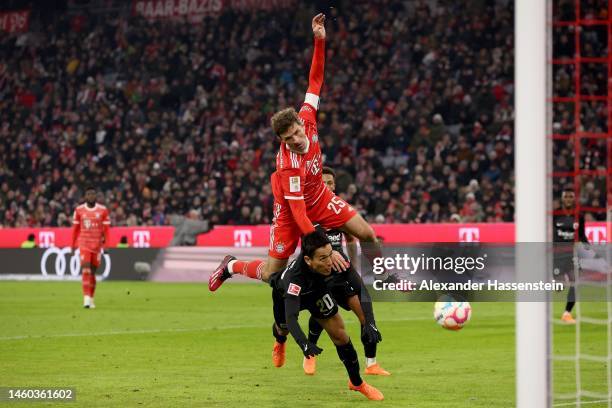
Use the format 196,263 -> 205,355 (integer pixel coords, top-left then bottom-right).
565,287 -> 576,313
272,323 -> 287,344
361,325 -> 377,358
308,316 -> 323,344
336,339 -> 362,386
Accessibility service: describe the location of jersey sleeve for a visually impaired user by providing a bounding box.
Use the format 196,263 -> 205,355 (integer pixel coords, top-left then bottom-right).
277,162 -> 306,201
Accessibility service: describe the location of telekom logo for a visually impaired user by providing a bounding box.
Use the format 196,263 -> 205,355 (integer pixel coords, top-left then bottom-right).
133,230 -> 151,248
585,226 -> 607,244
234,230 -> 252,247
38,231 -> 56,248
459,228 -> 480,242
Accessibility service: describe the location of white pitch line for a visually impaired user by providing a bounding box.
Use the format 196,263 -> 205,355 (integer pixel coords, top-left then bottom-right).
0,316 -> 431,341
553,399 -> 611,407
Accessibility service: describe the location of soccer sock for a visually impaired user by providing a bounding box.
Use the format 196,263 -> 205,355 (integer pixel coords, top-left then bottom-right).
272,323 -> 287,344
336,339 -> 362,386
308,316 -> 323,345
82,268 -> 91,296
361,325 -> 377,362
565,286 -> 576,313
89,272 -> 97,297
230,260 -> 264,280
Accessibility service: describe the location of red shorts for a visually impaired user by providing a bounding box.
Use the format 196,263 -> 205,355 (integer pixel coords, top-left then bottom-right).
268,189 -> 357,259
79,249 -> 102,268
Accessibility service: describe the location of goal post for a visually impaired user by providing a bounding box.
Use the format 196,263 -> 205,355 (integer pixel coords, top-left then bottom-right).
515,0 -> 550,407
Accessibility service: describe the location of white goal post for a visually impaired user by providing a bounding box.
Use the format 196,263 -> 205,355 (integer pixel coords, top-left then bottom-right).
515,0 -> 550,407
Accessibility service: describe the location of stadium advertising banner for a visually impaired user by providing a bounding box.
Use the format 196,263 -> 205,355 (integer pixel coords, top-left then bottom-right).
131,0 -> 295,21
0,10 -> 30,33
0,222 -> 608,248
0,248 -> 159,281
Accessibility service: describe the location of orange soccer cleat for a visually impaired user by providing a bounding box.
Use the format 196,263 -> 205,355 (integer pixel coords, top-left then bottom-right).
348,380 -> 384,401
272,341 -> 286,368
364,363 -> 391,376
303,356 -> 316,375
561,311 -> 576,324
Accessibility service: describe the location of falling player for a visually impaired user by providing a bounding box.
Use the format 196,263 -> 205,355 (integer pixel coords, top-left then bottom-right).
209,13 -> 382,291
71,186 -> 110,309
300,166 -> 390,376
553,187 -> 588,323
269,229 -> 384,400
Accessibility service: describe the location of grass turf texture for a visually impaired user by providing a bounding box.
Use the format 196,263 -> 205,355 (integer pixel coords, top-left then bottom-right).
0,281 -> 608,407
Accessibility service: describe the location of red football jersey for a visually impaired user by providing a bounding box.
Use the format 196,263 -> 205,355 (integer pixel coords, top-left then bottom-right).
72,203 -> 110,252
274,100 -> 327,209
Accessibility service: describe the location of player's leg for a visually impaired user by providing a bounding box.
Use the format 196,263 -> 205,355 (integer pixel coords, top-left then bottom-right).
208,220 -> 297,290
303,316 -> 323,375
79,250 -> 93,308
88,252 -> 102,309
345,295 -> 390,376
316,313 -> 384,401
339,213 -> 382,266
311,191 -> 383,271
271,289 -> 288,367
562,269 -> 577,323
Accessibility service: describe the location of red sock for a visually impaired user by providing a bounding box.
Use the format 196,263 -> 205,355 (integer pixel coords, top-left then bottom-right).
82,268 -> 91,296
231,260 -> 264,280
89,273 -> 97,297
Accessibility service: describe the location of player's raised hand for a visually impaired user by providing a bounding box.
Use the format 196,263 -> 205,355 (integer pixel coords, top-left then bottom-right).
302,341 -> 323,358
312,13 -> 326,39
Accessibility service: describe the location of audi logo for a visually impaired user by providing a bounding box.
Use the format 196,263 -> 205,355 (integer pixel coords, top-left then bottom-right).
40,247 -> 111,279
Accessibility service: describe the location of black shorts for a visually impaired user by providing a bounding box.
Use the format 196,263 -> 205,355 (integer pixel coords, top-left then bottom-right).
326,271 -> 359,311
272,288 -> 339,329
553,253 -> 575,280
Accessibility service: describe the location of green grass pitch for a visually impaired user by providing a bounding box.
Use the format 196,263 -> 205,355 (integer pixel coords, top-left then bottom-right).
0,281 -> 608,407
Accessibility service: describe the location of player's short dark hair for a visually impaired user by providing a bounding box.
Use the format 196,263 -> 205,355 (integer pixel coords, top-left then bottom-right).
322,167 -> 336,178
301,228 -> 331,258
271,108 -> 300,137
562,186 -> 574,194
84,185 -> 97,193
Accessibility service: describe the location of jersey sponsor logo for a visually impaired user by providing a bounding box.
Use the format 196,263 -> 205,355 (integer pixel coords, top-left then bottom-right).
287,282 -> 301,296
84,219 -> 92,229
40,247 -> 111,279
289,176 -> 300,193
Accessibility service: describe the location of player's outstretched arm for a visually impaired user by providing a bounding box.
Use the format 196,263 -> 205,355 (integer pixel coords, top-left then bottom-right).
285,296 -> 323,357
71,211 -> 80,250
304,13 -> 326,110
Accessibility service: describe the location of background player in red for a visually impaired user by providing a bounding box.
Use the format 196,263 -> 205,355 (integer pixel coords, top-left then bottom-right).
209,13 -> 382,291
71,186 -> 110,309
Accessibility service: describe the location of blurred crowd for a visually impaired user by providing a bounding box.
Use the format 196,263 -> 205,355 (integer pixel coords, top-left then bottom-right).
0,0 -> 608,228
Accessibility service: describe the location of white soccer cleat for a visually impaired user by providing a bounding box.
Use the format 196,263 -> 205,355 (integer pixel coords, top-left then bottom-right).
89,298 -> 96,309
83,295 -> 91,308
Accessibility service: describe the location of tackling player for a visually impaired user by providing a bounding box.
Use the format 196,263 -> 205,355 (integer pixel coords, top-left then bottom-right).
269,229 -> 384,400
71,186 -> 110,309
301,167 -> 390,376
209,13 -> 382,292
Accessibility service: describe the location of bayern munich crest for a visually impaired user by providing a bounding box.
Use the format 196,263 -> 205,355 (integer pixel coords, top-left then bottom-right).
312,135 -> 318,143
275,243 -> 285,253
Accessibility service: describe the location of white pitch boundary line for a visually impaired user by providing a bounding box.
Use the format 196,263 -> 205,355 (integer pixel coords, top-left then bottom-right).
0,316 -> 431,341
553,399 -> 611,407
